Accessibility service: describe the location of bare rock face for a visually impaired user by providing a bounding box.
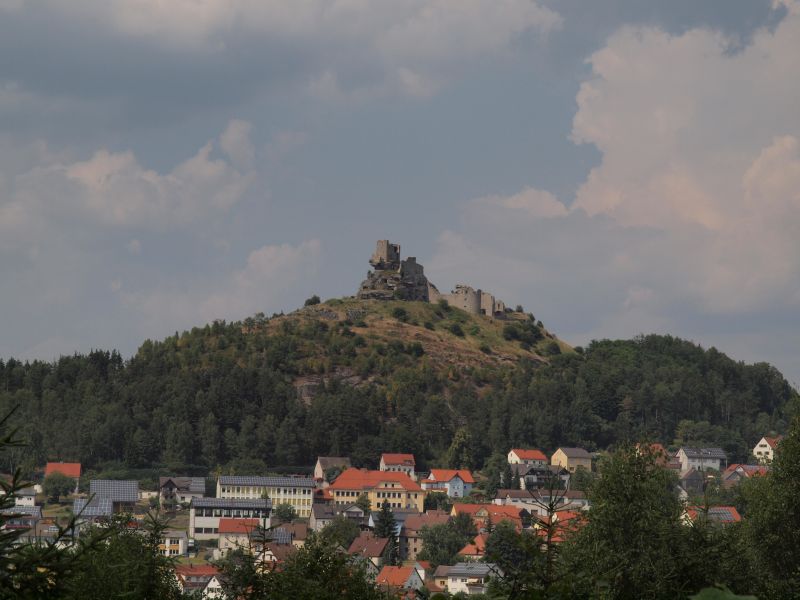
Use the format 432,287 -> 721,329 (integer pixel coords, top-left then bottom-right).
357,240 -> 432,301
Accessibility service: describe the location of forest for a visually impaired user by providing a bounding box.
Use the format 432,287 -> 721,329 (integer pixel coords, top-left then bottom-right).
0,300 -> 796,481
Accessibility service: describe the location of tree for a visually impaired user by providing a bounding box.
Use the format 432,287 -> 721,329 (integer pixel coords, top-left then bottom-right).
485,520 -> 542,598
418,522 -> 471,569
304,295 -> 321,307
424,491 -> 452,513
273,503 -> 297,523
446,427 -> 473,470
219,534 -> 383,600
355,493 -> 371,513
319,515 -> 361,549
373,501 -> 398,566
740,416 -> 800,599
563,445 -> 689,598
451,512 -> 478,541
43,472 -> 74,502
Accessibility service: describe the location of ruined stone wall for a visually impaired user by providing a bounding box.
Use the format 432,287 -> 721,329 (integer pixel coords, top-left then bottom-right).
370,240 -> 401,269
440,285 -> 482,315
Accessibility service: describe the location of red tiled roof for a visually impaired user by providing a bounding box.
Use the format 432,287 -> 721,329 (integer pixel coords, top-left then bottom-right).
764,436 -> 782,449
459,533 -> 488,557
376,565 -> 415,588
426,469 -> 475,484
381,453 -> 416,466
510,449 -> 547,461
686,506 -> 742,524
45,462 -> 81,478
175,564 -> 219,577
329,468 -> 422,492
348,533 -> 389,558
218,518 -> 260,535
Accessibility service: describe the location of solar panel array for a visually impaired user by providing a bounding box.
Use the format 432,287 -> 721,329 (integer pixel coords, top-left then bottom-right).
0,506 -> 42,518
73,497 -> 113,517
192,497 -> 272,509
707,507 -> 737,522
269,528 -> 293,545
218,476 -> 314,488
90,480 -> 139,502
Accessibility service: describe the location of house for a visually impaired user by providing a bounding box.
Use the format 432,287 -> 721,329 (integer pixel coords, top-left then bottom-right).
399,510 -> 450,561
684,506 -> 742,526
494,489 -> 590,517
508,449 -> 548,467
679,469 -> 707,497
274,521 -> 309,548
1,505 -> 42,530
159,477 -> 205,506
721,463 -> 769,488
217,475 -> 315,518
258,541 -> 297,567
511,464 -> 570,490
458,533 -> 489,560
676,447 -> 727,473
328,468 -> 425,511
379,454 -> 416,479
445,562 -> 502,595
533,510 -> 587,544
375,565 -> 425,593
73,497 -> 113,522
314,457 -> 352,481
189,497 -> 271,540
368,508 -> 418,538
451,503 -> 530,531
45,462 -> 81,494
551,448 -> 592,473
89,480 -> 139,513
433,565 -> 451,590
753,436 -> 781,463
174,564 -> 223,598
348,532 -> 389,568
309,503 -> 369,532
159,529 -> 188,557
420,469 -> 474,498
15,486 -> 37,507
217,518 -> 260,555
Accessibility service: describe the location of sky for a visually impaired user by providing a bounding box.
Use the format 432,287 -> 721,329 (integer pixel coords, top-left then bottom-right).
1,0 -> 798,387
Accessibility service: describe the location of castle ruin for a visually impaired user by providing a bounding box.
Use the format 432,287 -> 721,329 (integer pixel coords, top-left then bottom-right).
357,240 -> 507,317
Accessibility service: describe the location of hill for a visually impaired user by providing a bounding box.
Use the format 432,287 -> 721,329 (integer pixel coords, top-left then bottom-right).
0,298 -> 796,482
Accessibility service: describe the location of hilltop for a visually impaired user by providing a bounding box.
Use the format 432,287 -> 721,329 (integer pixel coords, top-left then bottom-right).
0,289 -> 797,482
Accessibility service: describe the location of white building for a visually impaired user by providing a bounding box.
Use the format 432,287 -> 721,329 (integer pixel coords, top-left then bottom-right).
15,487 -> 36,507
189,497 -> 271,541
446,562 -> 502,595
507,449 -> 548,467
160,529 -> 188,556
420,469 -> 475,498
676,448 -> 727,473
379,454 -> 416,479
217,476 -> 315,518
753,436 -> 781,463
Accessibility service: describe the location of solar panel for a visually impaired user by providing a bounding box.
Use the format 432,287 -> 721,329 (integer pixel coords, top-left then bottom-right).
269,528 -> 293,545
0,506 -> 42,518
191,497 -> 271,509
73,497 -> 113,517
218,476 -> 314,487
90,480 -> 139,503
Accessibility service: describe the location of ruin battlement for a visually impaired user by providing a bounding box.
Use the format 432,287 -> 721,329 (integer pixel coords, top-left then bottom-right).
357,240 -> 506,317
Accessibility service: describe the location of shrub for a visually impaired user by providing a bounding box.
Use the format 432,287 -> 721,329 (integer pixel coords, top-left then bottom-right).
424,321 -> 435,330
304,295 -> 321,306
479,344 -> 492,355
448,323 -> 464,337
392,307 -> 409,322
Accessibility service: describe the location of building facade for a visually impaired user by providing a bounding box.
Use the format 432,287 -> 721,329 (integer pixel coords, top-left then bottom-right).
217,476 -> 315,518
189,497 -> 271,540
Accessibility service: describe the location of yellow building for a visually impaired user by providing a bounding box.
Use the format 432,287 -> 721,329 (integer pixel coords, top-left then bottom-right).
329,469 -> 425,512
217,476 -> 315,518
551,447 -> 592,473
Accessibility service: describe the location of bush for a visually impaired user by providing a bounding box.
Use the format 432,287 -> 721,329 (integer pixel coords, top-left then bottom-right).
448,323 -> 464,337
392,307 -> 409,322
304,295 -> 321,306
545,341 -> 561,356
479,344 -> 492,355
424,321 -> 435,330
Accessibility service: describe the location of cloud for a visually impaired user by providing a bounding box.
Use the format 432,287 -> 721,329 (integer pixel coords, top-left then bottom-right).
0,1 -> 560,110
429,3 -> 800,380
1,119 -> 255,234
121,239 -> 322,335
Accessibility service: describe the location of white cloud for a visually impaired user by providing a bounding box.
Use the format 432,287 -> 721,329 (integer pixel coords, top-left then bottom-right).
429,3 -> 800,379
1,119 -> 255,234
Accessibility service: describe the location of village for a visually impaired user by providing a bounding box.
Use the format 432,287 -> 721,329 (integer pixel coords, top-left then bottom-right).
4,435 -> 781,598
